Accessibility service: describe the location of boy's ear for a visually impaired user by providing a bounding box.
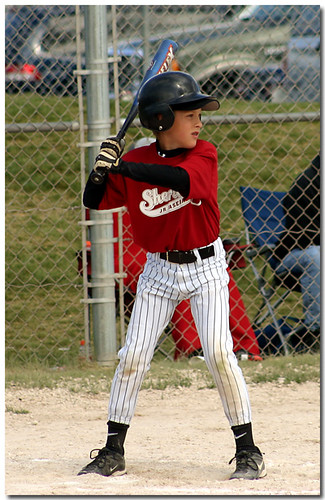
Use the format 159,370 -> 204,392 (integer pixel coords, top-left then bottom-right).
139,103 -> 174,131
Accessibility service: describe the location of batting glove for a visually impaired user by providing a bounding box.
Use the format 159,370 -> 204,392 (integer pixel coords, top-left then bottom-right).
94,137 -> 125,171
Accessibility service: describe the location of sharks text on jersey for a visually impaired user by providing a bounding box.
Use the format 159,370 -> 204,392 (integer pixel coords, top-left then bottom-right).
139,187 -> 196,218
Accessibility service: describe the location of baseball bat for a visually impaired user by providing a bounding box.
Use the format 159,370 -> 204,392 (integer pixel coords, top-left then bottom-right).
91,39 -> 179,184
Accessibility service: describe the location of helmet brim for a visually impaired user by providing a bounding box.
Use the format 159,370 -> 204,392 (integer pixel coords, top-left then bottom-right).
171,95 -> 220,111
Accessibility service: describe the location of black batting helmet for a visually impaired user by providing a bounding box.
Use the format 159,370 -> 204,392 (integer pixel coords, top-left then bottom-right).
138,71 -> 220,132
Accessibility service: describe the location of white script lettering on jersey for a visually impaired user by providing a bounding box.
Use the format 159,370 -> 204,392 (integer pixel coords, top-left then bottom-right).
139,188 -> 200,218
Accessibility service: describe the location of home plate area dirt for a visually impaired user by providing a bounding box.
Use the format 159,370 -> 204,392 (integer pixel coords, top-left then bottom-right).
6,381 -> 320,496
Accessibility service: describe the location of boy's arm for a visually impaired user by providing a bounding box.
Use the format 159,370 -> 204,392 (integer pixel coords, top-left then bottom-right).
112,160 -> 190,198
83,159 -> 190,209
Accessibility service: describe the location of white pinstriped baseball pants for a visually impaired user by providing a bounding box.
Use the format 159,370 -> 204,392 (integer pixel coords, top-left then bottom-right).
108,237 -> 252,427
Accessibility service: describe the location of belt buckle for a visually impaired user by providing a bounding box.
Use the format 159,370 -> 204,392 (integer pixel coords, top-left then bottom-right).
166,251 -> 169,262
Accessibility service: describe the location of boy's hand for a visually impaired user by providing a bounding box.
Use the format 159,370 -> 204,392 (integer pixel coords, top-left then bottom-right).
94,137 -> 125,171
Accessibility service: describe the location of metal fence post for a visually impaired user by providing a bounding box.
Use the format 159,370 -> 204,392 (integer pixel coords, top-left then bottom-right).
84,6 -> 117,365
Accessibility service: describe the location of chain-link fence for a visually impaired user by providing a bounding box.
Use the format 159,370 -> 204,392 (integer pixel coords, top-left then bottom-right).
5,5 -> 320,366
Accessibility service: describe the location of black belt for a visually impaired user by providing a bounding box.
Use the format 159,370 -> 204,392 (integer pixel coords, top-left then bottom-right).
160,245 -> 215,264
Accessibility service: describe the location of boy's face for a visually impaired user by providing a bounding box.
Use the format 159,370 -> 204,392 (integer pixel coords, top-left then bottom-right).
158,109 -> 202,150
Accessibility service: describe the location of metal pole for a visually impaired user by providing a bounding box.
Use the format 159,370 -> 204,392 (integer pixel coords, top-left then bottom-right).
142,5 -> 150,75
84,6 -> 117,365
75,5 -> 91,360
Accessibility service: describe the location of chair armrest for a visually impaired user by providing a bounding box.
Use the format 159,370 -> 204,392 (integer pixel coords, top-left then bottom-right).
246,244 -> 275,258
223,239 -> 251,269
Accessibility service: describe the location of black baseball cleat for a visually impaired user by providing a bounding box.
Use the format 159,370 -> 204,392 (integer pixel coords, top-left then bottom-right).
78,447 -> 126,477
229,450 -> 266,480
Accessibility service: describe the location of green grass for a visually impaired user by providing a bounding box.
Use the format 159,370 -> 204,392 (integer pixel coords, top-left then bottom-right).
5,94 -> 81,123
6,406 -> 30,415
5,93 -> 320,368
241,352 -> 320,384
5,353 -> 320,391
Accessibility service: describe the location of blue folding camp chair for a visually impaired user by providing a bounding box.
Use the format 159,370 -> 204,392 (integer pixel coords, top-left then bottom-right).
240,186 -> 303,356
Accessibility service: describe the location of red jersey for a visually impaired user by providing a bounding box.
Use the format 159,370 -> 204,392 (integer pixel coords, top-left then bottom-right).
98,139 -> 220,252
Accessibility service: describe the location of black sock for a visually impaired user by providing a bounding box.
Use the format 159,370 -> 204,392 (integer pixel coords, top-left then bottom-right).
106,420 -> 129,455
231,422 -> 260,454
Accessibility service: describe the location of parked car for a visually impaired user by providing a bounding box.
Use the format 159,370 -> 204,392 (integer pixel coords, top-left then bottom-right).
5,5 -> 143,97
176,5 -> 320,102
5,6 -> 80,95
199,58 -> 285,102
236,5 -> 298,27
6,5 -> 320,103
279,5 -> 320,103
283,36 -> 320,102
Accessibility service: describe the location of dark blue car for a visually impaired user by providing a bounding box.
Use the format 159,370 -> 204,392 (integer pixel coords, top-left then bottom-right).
5,5 -> 143,97
5,6 -> 79,95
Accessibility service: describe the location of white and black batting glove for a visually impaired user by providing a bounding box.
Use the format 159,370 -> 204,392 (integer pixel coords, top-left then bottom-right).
94,137 -> 125,171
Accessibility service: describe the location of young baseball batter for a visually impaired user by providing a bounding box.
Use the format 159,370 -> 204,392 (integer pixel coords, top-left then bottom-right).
79,71 -> 266,480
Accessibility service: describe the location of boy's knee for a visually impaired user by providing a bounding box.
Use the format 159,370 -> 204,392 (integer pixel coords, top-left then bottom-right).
205,345 -> 233,367
118,345 -> 148,376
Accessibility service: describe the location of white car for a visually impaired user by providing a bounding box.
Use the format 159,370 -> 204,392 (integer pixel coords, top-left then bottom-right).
284,36 -> 320,102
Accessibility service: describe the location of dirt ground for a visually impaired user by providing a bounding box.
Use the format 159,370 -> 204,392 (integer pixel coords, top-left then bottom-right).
5,380 -> 320,497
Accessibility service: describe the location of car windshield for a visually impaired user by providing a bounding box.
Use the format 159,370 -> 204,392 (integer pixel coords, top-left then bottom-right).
236,4 -> 319,34
237,5 -> 294,24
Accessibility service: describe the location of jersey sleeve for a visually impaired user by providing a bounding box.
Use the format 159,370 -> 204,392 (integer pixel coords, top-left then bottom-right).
179,141 -> 218,200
